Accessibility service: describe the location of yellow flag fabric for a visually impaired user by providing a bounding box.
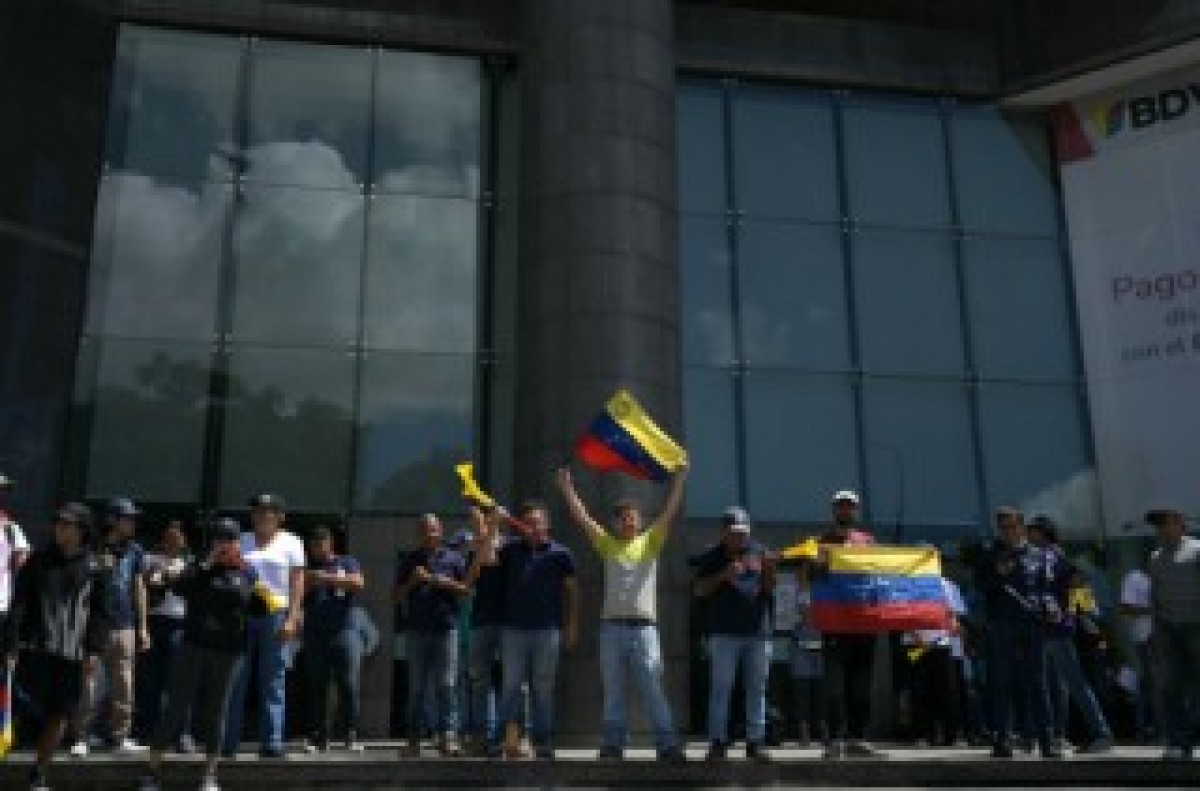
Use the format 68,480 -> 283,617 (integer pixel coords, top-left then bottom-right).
827,546 -> 941,577
606,390 -> 688,472
253,581 -> 287,614
455,462 -> 496,507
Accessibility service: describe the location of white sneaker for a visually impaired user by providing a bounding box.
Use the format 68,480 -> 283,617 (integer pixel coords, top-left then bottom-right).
115,738 -> 149,754
69,740 -> 89,758
199,773 -> 220,791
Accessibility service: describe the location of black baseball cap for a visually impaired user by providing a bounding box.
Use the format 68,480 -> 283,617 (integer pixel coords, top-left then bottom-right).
106,497 -> 141,519
310,525 -> 334,543
248,492 -> 286,512
211,517 -> 242,541
1145,507 -> 1184,527
54,502 -> 93,531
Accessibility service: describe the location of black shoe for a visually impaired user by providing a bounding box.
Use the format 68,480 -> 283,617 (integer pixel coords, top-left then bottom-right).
746,742 -> 772,763
658,746 -> 687,764
705,741 -> 728,762
28,767 -> 50,791
844,740 -> 884,759
597,746 -> 623,760
991,744 -> 1014,759
259,746 -> 286,759
1041,745 -> 1065,759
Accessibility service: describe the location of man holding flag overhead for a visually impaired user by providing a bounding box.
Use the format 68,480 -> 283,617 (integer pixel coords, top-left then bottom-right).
555,464 -> 688,764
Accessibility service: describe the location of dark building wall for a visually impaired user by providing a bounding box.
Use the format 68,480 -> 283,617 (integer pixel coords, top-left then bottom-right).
0,1 -> 117,524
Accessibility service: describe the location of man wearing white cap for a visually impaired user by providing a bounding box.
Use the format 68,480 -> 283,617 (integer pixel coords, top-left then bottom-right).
816,489 -> 882,759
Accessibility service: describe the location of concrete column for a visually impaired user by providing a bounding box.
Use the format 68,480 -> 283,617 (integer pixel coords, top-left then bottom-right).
515,0 -> 681,742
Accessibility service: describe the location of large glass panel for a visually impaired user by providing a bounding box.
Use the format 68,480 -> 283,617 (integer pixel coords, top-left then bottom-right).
853,229 -> 964,375
861,381 -> 979,525
219,347 -> 355,510
964,237 -> 1077,381
843,99 -> 950,229
85,339 -> 211,502
681,216 -> 734,365
732,87 -> 837,221
246,40 -> 372,187
744,372 -> 858,522
677,84 -> 727,215
87,177 -> 230,340
952,109 -> 1059,237
683,367 -> 738,516
739,220 -> 849,370
978,383 -> 1094,528
374,51 -> 481,198
105,26 -> 241,187
364,194 -> 478,353
229,186 -> 363,346
355,352 -> 475,511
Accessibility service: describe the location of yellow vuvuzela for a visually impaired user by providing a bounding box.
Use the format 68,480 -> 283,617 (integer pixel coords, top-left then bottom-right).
455,462 -> 496,507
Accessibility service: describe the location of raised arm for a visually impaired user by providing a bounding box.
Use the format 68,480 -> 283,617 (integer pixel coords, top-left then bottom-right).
555,466 -> 607,544
651,463 -> 689,540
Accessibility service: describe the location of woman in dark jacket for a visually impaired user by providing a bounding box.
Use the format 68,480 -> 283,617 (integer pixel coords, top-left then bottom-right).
139,518 -> 274,791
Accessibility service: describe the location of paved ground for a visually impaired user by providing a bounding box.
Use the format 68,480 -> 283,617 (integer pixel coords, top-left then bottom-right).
1,742 -> 1196,789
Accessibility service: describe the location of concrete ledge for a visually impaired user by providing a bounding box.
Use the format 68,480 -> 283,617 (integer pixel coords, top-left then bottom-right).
2,745 -> 1197,788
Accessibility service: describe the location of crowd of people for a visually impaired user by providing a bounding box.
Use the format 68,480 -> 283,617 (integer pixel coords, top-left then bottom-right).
0,467 -> 1197,791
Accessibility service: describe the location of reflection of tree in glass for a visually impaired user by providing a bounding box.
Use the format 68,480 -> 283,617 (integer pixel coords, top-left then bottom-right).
366,445 -> 469,513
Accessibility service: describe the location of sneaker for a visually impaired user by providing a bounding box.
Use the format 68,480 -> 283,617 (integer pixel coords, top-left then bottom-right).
439,735 -> 462,757
1041,744 -> 1065,759
845,740 -> 885,758
822,741 -> 845,760
344,734 -> 366,753
199,774 -> 220,791
303,739 -> 325,755
115,738 -> 149,755
258,746 -> 285,759
658,745 -> 687,764
746,742 -> 772,763
597,746 -> 623,760
534,746 -> 555,761
69,740 -> 89,758
177,734 -> 198,755
136,773 -> 162,791
1076,736 -> 1114,755
705,740 -> 728,762
29,767 -> 51,791
990,744 -> 1014,759
401,738 -> 421,758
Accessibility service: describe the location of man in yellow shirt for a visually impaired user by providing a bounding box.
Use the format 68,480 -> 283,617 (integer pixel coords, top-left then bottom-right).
556,464 -> 687,763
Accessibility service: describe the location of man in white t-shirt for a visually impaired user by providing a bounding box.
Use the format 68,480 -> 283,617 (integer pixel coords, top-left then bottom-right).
221,493 -> 305,758
1119,564 -> 1158,738
0,472 -> 31,633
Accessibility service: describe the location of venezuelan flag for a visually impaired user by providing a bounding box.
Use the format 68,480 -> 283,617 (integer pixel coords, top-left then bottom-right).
574,390 -> 687,481
0,662 -> 12,759
811,546 -> 950,634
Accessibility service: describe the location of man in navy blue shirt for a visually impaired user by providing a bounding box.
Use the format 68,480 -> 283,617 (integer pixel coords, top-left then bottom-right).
396,513 -> 469,757
693,506 -> 776,762
485,499 -> 578,760
72,497 -> 149,756
302,526 -> 366,753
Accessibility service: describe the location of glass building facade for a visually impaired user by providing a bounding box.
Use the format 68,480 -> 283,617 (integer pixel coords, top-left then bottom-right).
68,25 -> 517,519
678,80 -> 1096,540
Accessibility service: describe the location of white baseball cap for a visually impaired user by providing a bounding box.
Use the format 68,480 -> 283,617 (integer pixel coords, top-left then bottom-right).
831,489 -> 860,505
721,506 -> 752,533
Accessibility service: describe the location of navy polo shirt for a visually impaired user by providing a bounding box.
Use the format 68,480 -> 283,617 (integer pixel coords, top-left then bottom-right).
499,538 -> 577,631
398,546 -> 466,633
303,555 -> 360,636
695,541 -> 772,637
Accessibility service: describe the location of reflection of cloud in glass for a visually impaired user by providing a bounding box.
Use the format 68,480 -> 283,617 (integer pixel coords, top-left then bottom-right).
1021,468 -> 1100,536
89,172 -> 228,339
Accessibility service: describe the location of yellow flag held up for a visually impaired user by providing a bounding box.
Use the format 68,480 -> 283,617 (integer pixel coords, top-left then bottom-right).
455,462 -> 496,507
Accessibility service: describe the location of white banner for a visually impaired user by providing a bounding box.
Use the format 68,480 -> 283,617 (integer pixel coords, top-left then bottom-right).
1056,64 -> 1200,533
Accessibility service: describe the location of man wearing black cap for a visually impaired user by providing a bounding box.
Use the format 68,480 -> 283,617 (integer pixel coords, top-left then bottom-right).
3,503 -> 108,791
1144,507 -> 1200,761
301,526 -> 366,753
222,493 -> 305,758
139,518 -> 272,791
693,505 -> 776,762
0,473 -> 30,649
71,496 -> 150,756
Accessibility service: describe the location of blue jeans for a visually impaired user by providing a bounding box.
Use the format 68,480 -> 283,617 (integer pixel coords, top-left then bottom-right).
598,621 -> 679,751
986,618 -> 1052,750
706,633 -> 770,745
223,610 -> 289,754
1044,635 -> 1112,741
305,628 -> 364,741
1154,620 -> 1200,752
406,630 -> 459,737
500,628 -> 560,748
